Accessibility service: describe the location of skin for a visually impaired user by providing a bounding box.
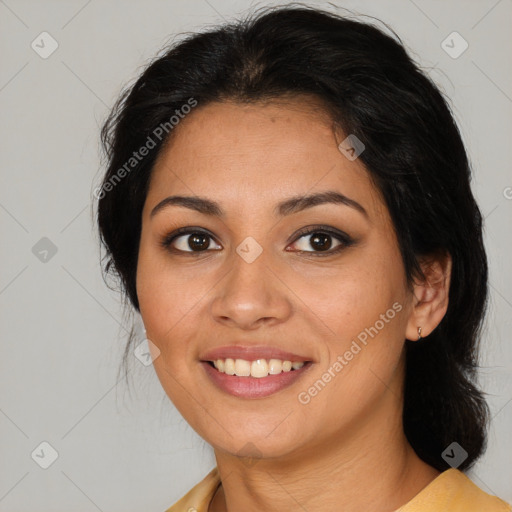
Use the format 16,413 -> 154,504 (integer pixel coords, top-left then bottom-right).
136,97 -> 452,512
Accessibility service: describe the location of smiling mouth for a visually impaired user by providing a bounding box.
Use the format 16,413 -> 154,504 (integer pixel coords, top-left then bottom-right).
206,358 -> 311,378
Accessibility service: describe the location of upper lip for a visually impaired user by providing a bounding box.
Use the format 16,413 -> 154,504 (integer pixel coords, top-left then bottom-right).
200,345 -> 312,362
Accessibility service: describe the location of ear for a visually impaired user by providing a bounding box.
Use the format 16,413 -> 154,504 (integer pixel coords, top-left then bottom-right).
405,251 -> 452,341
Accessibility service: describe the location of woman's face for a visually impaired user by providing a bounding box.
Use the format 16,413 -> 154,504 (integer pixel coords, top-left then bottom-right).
136,98 -> 416,460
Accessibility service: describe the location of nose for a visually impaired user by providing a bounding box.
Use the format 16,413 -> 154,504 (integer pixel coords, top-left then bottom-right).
210,245 -> 293,330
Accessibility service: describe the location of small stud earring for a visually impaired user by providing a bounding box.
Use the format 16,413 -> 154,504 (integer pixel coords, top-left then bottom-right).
417,326 -> 422,341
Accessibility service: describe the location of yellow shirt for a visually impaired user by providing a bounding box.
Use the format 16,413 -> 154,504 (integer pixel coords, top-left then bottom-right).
165,467 -> 511,512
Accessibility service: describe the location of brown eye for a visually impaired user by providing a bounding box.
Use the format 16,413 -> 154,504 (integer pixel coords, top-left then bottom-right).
161,229 -> 222,253
309,233 -> 333,251
288,226 -> 354,255
186,233 -> 210,251
292,232 -> 339,252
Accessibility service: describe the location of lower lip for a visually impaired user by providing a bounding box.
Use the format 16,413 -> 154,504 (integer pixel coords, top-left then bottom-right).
201,361 -> 312,399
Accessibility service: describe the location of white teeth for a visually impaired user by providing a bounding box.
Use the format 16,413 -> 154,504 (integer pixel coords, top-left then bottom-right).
268,359 -> 282,374
251,359 -> 269,378
234,359 -> 251,376
224,358 -> 235,375
212,358 -> 306,377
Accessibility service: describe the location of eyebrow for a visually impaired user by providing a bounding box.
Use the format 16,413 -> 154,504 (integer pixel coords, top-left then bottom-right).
150,190 -> 368,219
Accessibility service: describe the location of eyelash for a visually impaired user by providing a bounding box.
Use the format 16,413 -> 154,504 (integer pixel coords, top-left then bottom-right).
160,225 -> 355,257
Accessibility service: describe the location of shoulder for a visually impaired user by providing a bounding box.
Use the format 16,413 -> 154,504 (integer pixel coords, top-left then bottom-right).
164,467 -> 221,512
398,468 -> 511,512
164,467 -> 511,512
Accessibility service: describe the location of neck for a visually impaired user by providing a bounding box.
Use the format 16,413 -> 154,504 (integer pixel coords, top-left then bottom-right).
209,380 -> 439,512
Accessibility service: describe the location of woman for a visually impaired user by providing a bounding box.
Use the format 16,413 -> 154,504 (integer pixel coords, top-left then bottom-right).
96,5 -> 511,511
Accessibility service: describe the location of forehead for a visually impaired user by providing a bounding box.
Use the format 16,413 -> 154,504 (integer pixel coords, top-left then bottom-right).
146,99 -> 384,218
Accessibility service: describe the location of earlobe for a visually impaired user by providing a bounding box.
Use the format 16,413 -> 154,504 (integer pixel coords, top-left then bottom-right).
405,251 -> 452,341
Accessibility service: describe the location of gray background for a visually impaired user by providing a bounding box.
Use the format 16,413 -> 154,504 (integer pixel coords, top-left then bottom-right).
1,0 -> 511,510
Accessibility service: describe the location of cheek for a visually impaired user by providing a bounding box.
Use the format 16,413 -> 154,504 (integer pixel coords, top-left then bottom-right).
293,241 -> 408,391
136,249 -> 229,380
289,247 -> 405,342
136,256 -> 203,409
136,243 -> 193,352
137,272 -> 198,354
